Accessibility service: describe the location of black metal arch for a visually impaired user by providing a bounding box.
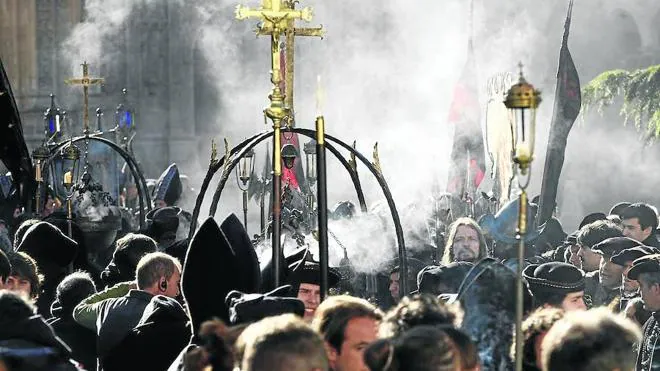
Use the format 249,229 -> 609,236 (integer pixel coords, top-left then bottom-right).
207,131 -> 368,218
43,136 -> 152,230
188,128 -> 409,294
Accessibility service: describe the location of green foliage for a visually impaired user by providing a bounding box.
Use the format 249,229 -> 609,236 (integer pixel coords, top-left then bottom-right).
582,64 -> 660,137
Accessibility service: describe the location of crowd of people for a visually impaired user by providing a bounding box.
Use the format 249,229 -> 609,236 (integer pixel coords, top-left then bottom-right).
1,199 -> 660,371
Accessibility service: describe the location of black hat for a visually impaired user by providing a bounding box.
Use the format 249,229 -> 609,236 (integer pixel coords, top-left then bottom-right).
153,163 -> 182,206
611,245 -> 660,267
220,214 -> 260,293
627,254 -> 660,280
182,217 -> 240,329
416,262 -> 473,295
17,221 -> 78,267
522,262 -> 585,296
578,212 -> 607,229
592,237 -> 642,258
225,285 -> 305,325
145,206 -> 181,240
260,246 -> 310,293
287,257 -> 341,288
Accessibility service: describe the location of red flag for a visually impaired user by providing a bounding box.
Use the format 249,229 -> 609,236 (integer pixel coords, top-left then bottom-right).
446,40 -> 486,198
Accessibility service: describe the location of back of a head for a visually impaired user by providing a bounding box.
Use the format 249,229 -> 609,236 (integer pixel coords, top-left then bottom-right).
577,220 -> 623,249
365,325 -> 460,371
55,271 -> 97,313
609,202 -> 632,217
380,294 -> 459,338
542,308 -> 641,371
312,295 -> 383,351
115,233 -> 158,266
135,252 -> 181,290
0,290 -> 35,332
12,218 -> 40,248
621,203 -> 659,232
238,314 -> 329,371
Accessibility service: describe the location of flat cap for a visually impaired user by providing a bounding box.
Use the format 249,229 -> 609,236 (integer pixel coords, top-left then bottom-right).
592,237 -> 642,257
611,245 -> 660,266
627,254 -> 660,280
523,262 -> 585,295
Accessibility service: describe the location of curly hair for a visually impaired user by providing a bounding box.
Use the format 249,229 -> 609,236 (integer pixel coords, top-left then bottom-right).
511,307 -> 564,370
379,294 -> 461,338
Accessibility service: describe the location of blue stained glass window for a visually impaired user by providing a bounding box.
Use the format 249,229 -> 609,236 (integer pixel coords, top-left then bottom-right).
125,111 -> 132,128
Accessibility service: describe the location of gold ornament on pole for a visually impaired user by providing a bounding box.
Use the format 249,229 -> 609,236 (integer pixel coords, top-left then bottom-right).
236,0 -> 323,287
505,63 -> 541,371
65,62 -> 104,135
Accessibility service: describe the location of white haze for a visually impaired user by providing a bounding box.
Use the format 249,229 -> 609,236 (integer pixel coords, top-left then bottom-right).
59,0 -> 660,268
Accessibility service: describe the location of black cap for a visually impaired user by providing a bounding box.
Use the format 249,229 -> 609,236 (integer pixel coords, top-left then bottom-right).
287,258 -> 341,288
579,212 -> 607,229
225,285 -> 305,325
523,262 -> 585,296
627,254 -> 660,280
611,245 -> 660,266
592,237 -> 642,258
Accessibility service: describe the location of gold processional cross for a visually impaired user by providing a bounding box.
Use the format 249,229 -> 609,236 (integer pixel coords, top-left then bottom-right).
235,0 -> 322,175
65,62 -> 104,134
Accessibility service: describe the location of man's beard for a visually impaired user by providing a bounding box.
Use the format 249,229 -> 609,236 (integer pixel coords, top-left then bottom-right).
455,249 -> 476,262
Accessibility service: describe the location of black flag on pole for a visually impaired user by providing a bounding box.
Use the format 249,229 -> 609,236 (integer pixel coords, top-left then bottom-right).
537,0 -> 581,225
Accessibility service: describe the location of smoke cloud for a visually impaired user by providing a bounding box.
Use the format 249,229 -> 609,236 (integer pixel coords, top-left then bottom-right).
59,0 -> 660,266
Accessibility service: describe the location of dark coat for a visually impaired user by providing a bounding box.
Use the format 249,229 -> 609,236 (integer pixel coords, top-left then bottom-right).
102,295 -> 192,371
0,314 -> 84,371
48,304 -> 97,370
637,312 -> 660,371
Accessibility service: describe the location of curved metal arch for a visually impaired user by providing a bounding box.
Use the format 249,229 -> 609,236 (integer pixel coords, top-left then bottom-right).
189,128 -> 408,295
42,136 -> 152,230
207,130 -> 368,218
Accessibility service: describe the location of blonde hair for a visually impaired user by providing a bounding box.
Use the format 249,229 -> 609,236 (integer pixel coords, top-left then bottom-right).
442,217 -> 488,264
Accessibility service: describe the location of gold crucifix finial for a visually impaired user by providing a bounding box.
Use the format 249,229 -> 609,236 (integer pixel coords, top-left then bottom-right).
65,62 -> 104,135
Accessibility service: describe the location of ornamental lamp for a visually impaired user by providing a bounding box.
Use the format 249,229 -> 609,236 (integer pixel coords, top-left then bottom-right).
115,89 -> 135,131
237,148 -> 255,187
60,142 -> 81,192
32,145 -> 50,182
44,94 -> 63,139
304,140 -> 317,184
504,65 -> 541,174
281,143 -> 298,170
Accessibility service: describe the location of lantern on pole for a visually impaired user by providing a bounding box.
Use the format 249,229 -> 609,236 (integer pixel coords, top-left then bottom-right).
505,63 -> 541,371
61,141 -> 81,238
236,148 -> 255,233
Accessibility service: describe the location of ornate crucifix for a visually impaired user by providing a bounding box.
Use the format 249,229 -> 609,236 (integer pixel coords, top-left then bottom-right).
236,0 -> 323,286
65,62 -> 104,134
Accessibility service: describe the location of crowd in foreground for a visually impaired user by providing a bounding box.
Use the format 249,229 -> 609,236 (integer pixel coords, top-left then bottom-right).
1,201 -> 660,371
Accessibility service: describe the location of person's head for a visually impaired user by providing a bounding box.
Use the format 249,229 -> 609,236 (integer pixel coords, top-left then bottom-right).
237,314 -> 329,371
576,220 -> 622,272
389,266 -> 400,302
114,233 -> 158,267
511,307 -> 564,371
541,308 -> 641,371
592,237 -> 642,290
135,252 -> 181,298
312,295 -> 383,371
443,217 -> 488,264
289,260 -> 341,321
365,326 -> 461,371
0,250 -> 9,289
609,202 -> 632,217
610,245 -> 657,294
12,218 -> 40,248
442,327 -> 479,371
624,297 -> 652,327
523,262 -> 587,312
621,203 -> 659,242
5,252 -> 42,300
0,289 -> 35,329
627,254 -> 660,312
55,271 -> 97,316
379,294 -> 459,338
